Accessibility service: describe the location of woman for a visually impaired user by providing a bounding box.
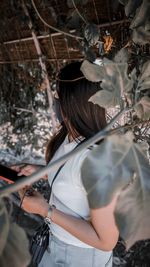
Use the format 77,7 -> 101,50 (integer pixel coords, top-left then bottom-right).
19,62 -> 119,267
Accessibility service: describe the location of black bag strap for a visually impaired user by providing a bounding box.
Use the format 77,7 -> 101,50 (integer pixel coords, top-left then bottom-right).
49,163 -> 65,199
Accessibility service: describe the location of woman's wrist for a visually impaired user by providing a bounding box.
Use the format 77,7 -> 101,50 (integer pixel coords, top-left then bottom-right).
43,203 -> 56,221
45,205 -> 56,223
41,202 -> 49,217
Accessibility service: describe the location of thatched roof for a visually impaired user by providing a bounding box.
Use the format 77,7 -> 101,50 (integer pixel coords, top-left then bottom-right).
0,0 -> 130,64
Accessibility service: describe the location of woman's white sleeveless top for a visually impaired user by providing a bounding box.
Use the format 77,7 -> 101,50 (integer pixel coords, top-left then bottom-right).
48,136 -> 92,248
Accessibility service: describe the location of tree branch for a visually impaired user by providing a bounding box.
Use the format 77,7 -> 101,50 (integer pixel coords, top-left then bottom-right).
31,0 -> 83,40
0,108 -> 130,197
14,107 -> 51,118
71,0 -> 87,24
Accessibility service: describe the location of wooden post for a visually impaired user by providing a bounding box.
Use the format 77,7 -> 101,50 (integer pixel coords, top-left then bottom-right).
22,0 -> 57,133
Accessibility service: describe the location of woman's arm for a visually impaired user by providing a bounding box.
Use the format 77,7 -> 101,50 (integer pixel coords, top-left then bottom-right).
51,195 -> 119,251
21,190 -> 119,251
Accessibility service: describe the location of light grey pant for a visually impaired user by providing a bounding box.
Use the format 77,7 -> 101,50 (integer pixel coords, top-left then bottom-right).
38,235 -> 113,267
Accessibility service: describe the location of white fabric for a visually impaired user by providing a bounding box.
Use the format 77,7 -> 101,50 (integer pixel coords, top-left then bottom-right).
48,136 -> 92,248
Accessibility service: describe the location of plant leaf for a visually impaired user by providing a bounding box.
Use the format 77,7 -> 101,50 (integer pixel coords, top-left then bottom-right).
114,47 -> 129,63
132,26 -> 150,44
89,86 -> 121,108
81,132 -> 150,248
0,199 -> 9,256
90,61 -> 132,108
130,0 -> 150,29
84,23 -> 100,46
81,59 -> 133,108
134,96 -> 150,120
101,60 -> 133,94
138,61 -> 150,91
125,0 -> 142,17
66,10 -> 81,29
80,60 -> 104,82
119,0 -> 128,5
0,222 -> 31,267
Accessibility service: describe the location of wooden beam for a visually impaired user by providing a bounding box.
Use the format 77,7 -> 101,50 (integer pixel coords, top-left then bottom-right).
2,19 -> 129,45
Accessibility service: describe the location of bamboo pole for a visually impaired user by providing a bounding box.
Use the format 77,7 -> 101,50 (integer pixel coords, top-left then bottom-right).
3,20 -> 129,46
22,0 -> 57,133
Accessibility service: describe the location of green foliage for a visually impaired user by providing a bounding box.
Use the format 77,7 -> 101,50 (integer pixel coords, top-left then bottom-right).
0,199 -> 31,267
81,55 -> 150,119
0,200 -> 9,256
66,10 -> 81,29
84,23 -> 100,46
80,60 -> 104,82
119,0 -> 150,44
134,96 -> 150,120
67,0 -> 89,8
81,58 -> 133,108
81,132 -> 150,248
124,0 -> 142,17
113,47 -> 129,63
138,61 -> 150,91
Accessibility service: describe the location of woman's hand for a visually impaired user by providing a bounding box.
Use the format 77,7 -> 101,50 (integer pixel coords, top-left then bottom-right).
17,165 -> 41,176
19,188 -> 49,217
11,164 -> 48,180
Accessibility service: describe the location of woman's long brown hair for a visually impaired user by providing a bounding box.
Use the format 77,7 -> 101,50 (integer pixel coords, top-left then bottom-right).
46,62 -> 107,163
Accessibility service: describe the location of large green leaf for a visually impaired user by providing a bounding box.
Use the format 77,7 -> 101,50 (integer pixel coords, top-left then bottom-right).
119,0 -> 128,5
99,60 -> 132,97
132,26 -> 150,45
113,47 -> 129,63
88,85 -> 121,108
125,0 -> 142,17
138,61 -> 150,91
0,223 -> 31,267
81,132 -> 150,248
0,199 -> 9,256
81,59 -> 133,108
134,96 -> 150,120
0,198 -> 31,267
80,60 -> 104,82
133,61 -> 150,119
130,0 -> 150,29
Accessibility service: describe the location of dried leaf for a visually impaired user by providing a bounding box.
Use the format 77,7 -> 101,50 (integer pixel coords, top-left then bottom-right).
84,23 -> 100,46
103,35 -> 113,53
80,60 -> 104,82
81,132 -> 150,248
134,96 -> 150,120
